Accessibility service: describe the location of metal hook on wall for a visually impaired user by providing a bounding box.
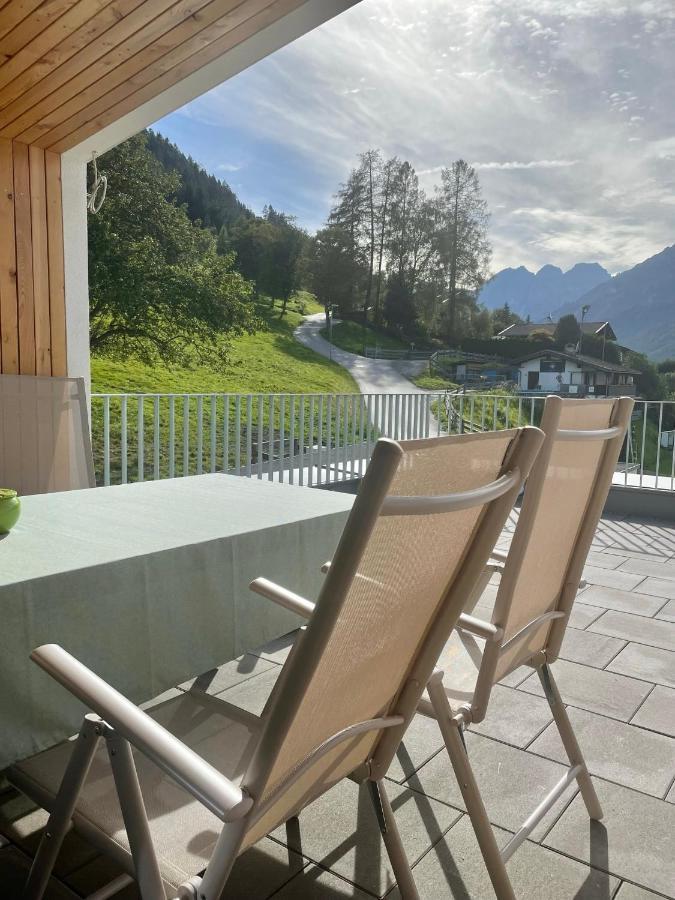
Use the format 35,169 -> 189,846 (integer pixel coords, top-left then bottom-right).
87,153 -> 107,214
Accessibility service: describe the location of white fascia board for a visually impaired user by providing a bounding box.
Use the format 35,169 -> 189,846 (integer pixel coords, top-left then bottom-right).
63,0 -> 359,166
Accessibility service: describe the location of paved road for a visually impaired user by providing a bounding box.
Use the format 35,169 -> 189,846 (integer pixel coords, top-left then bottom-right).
295,313 -> 429,394
295,313 -> 441,436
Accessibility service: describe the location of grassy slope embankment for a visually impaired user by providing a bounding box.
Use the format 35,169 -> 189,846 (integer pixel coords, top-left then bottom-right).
90,294 -> 359,483
318,320 -> 409,356
92,293 -> 355,396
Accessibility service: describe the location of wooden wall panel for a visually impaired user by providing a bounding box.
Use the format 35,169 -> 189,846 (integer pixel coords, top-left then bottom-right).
12,141 -> 36,374
45,150 -> 66,376
0,139 -> 67,375
29,144 -> 51,374
0,138 -> 19,372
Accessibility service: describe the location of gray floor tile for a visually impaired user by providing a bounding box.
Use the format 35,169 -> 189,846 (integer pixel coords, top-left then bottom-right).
386,714 -> 445,784
407,732 -> 572,840
638,577 -> 675,601
568,602 -> 605,630
272,866 -> 373,899
614,884 -> 666,900
216,667 -> 281,716
498,666 -> 533,688
388,815 -> 618,900
518,659 -> 651,721
576,585 -> 665,617
656,599 -> 675,622
468,685 -> 553,748
559,628 -> 626,668
604,547 -> 673,561
65,854 -> 141,899
271,779 -> 461,898
0,789 -> 97,877
67,838 -> 306,900
619,558 -> 675,578
251,631 -> 297,664
529,707 -> 675,798
607,642 -> 675,689
589,610 -> 675,652
631,685 -> 675,740
582,566 -> 647,592
219,838 -> 307,900
543,777 -> 675,898
177,652 -> 276,695
0,845 -> 80,899
586,551 -> 625,570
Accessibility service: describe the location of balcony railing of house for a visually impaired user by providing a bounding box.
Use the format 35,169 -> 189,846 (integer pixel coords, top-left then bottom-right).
91,392 -> 675,493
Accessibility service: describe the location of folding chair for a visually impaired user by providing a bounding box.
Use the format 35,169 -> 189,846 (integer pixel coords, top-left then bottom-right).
417,395 -> 634,900
8,427 -> 543,900
0,374 -> 95,495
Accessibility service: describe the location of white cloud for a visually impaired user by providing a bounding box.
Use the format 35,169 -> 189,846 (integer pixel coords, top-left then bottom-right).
159,0 -> 675,273
216,162 -> 241,173
473,160 -> 579,170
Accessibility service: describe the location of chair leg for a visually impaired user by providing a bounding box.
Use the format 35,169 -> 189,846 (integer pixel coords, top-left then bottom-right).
368,780 -> 420,900
106,732 -> 166,899
538,663 -> 603,821
427,679 -> 517,900
24,715 -> 101,900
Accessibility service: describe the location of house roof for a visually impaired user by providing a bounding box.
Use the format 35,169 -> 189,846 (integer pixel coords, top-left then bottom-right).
516,349 -> 640,375
0,0 -> 355,154
498,321 -> 617,340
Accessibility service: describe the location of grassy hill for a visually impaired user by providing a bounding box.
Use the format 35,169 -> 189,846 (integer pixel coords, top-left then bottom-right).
319,320 -> 409,356
91,293 -> 356,397
90,294 -> 359,483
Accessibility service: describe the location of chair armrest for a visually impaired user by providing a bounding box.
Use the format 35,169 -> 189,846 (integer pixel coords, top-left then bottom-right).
249,577 -> 315,620
456,614 -> 504,642
30,644 -> 252,823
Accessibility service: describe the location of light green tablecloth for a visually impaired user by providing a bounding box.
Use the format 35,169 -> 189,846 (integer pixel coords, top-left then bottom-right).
0,474 -> 354,768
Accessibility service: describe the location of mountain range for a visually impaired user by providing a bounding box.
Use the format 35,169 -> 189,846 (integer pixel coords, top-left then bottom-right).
480,262 -> 611,321
480,246 -> 675,360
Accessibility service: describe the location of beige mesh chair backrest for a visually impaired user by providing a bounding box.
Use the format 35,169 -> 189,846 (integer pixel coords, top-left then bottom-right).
243,427 -> 544,842
0,375 -> 95,495
492,396 -> 634,683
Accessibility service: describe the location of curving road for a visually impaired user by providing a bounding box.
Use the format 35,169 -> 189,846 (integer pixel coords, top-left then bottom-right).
295,313 -> 429,395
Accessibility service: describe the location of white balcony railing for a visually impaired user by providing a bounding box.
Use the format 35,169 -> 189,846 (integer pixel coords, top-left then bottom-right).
91,392 -> 675,493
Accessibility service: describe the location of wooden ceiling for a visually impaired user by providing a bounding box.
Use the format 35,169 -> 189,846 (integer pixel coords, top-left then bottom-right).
0,0 -> 307,154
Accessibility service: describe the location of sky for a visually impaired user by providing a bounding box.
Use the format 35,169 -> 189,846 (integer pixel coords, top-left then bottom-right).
153,0 -> 675,276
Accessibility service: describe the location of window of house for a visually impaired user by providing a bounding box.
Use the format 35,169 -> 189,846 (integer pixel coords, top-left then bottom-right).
540,359 -> 565,373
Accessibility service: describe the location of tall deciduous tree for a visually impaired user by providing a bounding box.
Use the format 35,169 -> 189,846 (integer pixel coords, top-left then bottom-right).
88,134 -> 257,366
435,160 -> 491,340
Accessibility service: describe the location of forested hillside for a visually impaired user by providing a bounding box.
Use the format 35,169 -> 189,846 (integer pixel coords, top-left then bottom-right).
146,130 -> 251,232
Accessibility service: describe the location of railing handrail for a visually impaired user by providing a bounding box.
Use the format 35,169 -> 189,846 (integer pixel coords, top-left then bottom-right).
89,391 -> 675,495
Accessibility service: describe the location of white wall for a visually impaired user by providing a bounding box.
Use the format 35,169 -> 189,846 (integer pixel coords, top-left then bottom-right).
518,357 -> 583,391
61,155 -> 90,385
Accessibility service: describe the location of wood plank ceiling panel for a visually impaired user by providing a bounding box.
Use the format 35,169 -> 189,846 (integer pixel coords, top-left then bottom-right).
0,0 -> 307,152
40,0 -> 298,151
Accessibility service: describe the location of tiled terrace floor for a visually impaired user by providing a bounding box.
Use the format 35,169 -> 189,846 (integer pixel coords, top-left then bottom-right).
2,513 -> 675,899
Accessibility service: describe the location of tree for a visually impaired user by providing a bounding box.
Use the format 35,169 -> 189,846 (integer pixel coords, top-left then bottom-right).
88,133 -> 257,366
491,302 -> 523,335
435,160 -> 491,339
625,351 -> 664,400
308,225 -> 368,318
383,276 -> 417,334
553,314 -> 581,347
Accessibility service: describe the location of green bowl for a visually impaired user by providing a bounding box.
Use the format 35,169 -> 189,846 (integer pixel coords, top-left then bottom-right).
0,489 -> 21,534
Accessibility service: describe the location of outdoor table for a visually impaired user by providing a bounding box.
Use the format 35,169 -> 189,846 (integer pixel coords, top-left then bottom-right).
0,474 -> 354,769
